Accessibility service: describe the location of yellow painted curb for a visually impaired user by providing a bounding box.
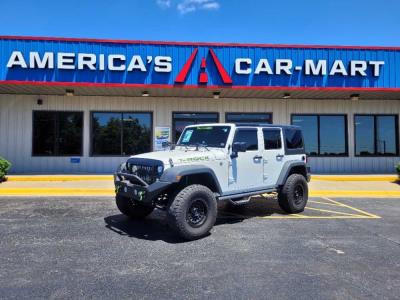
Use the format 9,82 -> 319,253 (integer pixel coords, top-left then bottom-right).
311,175 -> 398,182
6,175 -> 398,182
7,175 -> 113,182
0,188 -> 115,196
0,188 -> 399,198
310,190 -> 400,198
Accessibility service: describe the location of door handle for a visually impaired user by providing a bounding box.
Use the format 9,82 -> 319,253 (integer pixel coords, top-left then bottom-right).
276,154 -> 284,159
253,155 -> 263,160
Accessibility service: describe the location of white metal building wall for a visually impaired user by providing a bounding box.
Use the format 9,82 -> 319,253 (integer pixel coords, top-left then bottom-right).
0,94 -> 399,174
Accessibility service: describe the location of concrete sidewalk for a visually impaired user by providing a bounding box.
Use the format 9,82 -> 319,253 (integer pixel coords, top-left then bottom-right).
0,174 -> 399,197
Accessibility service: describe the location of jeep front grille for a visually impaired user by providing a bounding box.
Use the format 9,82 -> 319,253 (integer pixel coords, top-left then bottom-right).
125,158 -> 163,185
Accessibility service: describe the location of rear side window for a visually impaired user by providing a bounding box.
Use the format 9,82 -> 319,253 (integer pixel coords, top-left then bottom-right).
263,129 -> 282,150
285,128 -> 303,149
233,129 -> 258,150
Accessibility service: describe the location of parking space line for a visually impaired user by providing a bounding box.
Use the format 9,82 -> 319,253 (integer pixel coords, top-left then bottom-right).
322,197 -> 381,219
308,200 -> 343,207
305,207 -> 365,217
258,215 -> 311,219
288,214 -> 310,218
255,197 -> 381,219
257,215 -> 371,219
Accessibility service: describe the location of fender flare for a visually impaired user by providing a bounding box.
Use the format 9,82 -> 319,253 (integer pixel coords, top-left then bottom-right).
276,161 -> 308,186
160,165 -> 222,194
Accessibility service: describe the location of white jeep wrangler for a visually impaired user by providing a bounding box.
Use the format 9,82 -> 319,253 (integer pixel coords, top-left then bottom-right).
114,123 -> 310,240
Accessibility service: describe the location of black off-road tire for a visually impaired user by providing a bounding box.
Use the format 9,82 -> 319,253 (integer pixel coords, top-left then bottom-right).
167,184 -> 217,240
115,195 -> 154,219
278,174 -> 308,214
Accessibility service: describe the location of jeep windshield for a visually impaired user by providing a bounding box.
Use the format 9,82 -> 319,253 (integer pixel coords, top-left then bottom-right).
177,126 -> 231,148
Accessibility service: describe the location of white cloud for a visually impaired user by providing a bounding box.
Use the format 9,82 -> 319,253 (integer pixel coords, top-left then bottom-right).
177,0 -> 220,14
156,0 -> 172,8
156,0 -> 220,14
202,2 -> 219,9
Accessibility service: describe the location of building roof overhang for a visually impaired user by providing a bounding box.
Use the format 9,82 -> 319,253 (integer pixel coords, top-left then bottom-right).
0,81 -> 399,100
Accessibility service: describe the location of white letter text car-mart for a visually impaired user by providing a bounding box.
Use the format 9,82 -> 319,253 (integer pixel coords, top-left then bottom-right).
234,58 -> 384,77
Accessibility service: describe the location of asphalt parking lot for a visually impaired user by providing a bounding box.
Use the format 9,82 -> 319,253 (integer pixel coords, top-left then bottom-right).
0,196 -> 399,299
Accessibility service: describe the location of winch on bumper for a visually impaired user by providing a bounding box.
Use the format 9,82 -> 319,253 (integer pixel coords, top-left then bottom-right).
114,172 -> 171,206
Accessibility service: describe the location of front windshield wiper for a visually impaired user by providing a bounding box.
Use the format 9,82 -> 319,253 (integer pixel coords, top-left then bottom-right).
180,143 -> 210,151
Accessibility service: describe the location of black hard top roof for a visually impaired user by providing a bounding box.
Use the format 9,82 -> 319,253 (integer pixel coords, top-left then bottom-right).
234,123 -> 301,129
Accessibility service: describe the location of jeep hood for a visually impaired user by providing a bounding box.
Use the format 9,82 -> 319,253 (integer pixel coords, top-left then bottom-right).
132,148 -> 226,166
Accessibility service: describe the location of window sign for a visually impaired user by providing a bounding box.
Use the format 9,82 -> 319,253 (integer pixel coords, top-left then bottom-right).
154,127 -> 171,151
182,130 -> 194,143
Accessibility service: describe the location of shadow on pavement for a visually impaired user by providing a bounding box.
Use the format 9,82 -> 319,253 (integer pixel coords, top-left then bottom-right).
104,213 -> 184,243
104,198 -> 287,243
217,198 -> 287,220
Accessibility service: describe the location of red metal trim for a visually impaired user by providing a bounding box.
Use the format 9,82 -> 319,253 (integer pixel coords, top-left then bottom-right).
199,72 -> 208,84
209,49 -> 233,84
200,57 -> 206,69
1,80 -> 400,92
1,35 -> 400,51
174,48 -> 198,83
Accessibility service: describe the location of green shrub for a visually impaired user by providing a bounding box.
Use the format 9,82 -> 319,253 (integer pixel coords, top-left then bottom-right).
0,156 -> 11,181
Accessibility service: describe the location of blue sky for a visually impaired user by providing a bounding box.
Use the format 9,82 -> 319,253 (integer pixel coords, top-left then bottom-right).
1,0 -> 399,46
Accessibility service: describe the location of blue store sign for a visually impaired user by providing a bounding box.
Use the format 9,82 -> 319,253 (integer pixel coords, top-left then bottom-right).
0,36 -> 399,90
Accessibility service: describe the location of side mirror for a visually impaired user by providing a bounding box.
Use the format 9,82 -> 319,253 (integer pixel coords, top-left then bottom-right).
231,142 -> 247,158
232,142 -> 247,153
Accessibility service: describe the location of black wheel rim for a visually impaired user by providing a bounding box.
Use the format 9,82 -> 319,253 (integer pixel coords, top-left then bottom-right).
186,199 -> 207,228
293,184 -> 304,205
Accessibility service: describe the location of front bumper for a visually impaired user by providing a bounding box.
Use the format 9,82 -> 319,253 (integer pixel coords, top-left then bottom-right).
306,165 -> 311,182
114,172 -> 171,206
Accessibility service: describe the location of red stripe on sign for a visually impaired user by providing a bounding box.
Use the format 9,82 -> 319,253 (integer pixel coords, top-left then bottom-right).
209,49 -> 233,84
1,80 -> 400,92
2,35 -> 400,50
175,48 -> 199,83
201,57 -> 206,69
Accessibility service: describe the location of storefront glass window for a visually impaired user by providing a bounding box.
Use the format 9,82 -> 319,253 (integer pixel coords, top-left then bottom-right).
122,113 -> 152,155
291,115 -> 318,155
291,115 -> 347,156
319,116 -> 347,156
376,116 -> 397,155
355,115 -> 398,156
91,112 -> 152,156
172,112 -> 219,142
33,111 -> 83,156
225,113 -> 272,124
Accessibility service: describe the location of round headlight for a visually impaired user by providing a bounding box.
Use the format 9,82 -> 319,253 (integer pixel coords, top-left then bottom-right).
157,165 -> 164,174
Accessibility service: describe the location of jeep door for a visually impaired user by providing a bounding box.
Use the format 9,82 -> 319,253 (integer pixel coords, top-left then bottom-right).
228,128 -> 264,191
261,128 -> 285,187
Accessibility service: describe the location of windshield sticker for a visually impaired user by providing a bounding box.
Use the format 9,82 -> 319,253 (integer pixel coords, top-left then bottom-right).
198,126 -> 212,130
182,130 -> 193,143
